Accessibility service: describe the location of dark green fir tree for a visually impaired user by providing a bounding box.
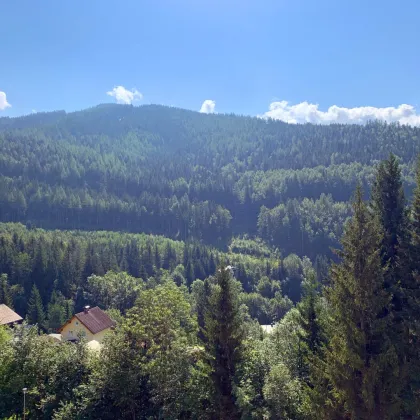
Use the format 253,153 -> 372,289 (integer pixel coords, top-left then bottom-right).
325,186 -> 400,419
371,154 -> 413,412
27,284 -> 46,328
204,264 -> 244,420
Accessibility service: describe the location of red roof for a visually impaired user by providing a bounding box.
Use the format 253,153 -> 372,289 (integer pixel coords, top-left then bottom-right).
68,306 -> 115,334
0,304 -> 23,325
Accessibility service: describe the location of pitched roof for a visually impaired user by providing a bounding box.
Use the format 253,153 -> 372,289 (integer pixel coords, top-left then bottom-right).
0,304 -> 23,325
74,306 -> 115,334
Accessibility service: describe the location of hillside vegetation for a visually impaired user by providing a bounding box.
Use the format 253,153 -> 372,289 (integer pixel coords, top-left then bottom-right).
1,106 -> 420,418
1,104 -> 419,257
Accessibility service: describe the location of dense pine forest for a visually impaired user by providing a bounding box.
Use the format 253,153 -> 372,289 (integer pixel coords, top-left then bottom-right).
1,104 -> 419,254
1,105 -> 420,418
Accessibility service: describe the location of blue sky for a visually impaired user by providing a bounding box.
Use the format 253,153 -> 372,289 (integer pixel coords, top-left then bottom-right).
1,0 -> 419,124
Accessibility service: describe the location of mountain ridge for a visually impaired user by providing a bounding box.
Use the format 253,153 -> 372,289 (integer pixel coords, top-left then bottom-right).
0,104 -> 419,257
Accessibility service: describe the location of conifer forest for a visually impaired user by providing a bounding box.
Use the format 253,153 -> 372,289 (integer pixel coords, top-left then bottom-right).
1,105 -> 420,419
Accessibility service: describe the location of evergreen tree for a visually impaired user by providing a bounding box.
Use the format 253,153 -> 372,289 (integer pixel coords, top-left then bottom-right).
31,247 -> 48,301
411,156 -> 420,265
371,153 -> 410,294
126,240 -> 141,277
0,273 -> 13,308
204,264 -> 244,420
407,156 -> 420,415
324,187 -> 400,419
296,264 -> 324,385
208,252 -> 216,276
46,302 -> 66,332
139,264 -> 148,282
118,247 -> 129,273
27,284 -> 46,328
371,154 -> 412,409
192,278 -> 211,343
154,245 -> 161,270
74,287 -> 86,313
45,288 -> 69,332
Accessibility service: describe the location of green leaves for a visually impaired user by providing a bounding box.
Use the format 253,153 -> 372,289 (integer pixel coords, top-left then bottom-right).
86,270 -> 143,314
323,186 -> 401,419
126,280 -> 197,351
62,280 -> 208,420
203,265 -> 245,419
0,325 -> 90,419
27,284 -> 46,328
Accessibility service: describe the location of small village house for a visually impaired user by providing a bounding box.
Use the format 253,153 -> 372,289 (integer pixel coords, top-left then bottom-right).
59,306 -> 115,347
0,304 -> 23,327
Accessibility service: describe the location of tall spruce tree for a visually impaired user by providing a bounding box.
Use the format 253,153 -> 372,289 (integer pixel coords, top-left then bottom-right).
204,264 -> 244,420
0,273 -> 13,308
296,264 -> 324,385
325,186 -> 400,419
27,284 -> 46,328
371,153 -> 410,296
407,156 -> 420,416
371,154 -> 413,411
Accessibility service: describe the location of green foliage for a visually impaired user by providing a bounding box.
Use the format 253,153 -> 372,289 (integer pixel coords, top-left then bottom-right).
229,237 -> 272,258
261,309 -> 311,419
204,265 -> 245,419
27,284 -> 46,328
0,222 -> 283,319
0,325 -> 90,419
0,326 -> 13,409
258,194 -> 352,258
45,288 -> 74,332
235,337 -> 268,419
372,154 -> 419,416
296,262 -> 325,384
324,187 -> 400,419
0,273 -> 13,308
126,280 -> 197,350
86,270 -> 143,313
256,275 -> 281,299
240,292 -> 270,323
408,157 -> 420,416
1,106 -> 419,256
55,280 -> 211,420
263,362 -> 305,420
270,292 -> 294,323
2,107 -> 420,418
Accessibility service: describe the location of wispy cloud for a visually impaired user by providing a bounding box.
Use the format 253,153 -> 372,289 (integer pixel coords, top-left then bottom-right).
260,101 -> 420,126
0,91 -> 11,111
200,99 -> 216,114
107,86 -> 143,105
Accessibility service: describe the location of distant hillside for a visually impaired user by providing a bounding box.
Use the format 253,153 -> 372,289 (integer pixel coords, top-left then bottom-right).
1,104 -> 419,257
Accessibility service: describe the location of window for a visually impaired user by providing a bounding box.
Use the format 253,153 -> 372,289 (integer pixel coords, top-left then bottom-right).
76,321 -> 79,325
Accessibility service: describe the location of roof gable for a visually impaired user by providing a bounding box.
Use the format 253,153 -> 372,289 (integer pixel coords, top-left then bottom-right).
74,306 -> 115,334
0,304 -> 23,325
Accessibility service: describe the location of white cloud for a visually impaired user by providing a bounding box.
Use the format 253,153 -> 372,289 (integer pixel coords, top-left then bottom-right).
200,99 -> 216,114
260,101 -> 420,126
0,91 -> 11,111
106,86 -> 143,105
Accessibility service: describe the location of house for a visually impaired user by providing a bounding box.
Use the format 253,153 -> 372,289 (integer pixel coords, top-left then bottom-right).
0,304 -> 23,326
59,306 -> 115,344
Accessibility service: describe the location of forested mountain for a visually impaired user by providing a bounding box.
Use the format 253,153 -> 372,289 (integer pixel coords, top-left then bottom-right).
1,104 -> 419,257
1,106 -> 420,418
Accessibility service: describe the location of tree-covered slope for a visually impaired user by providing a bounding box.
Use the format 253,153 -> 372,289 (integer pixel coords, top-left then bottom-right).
1,104 -> 419,256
